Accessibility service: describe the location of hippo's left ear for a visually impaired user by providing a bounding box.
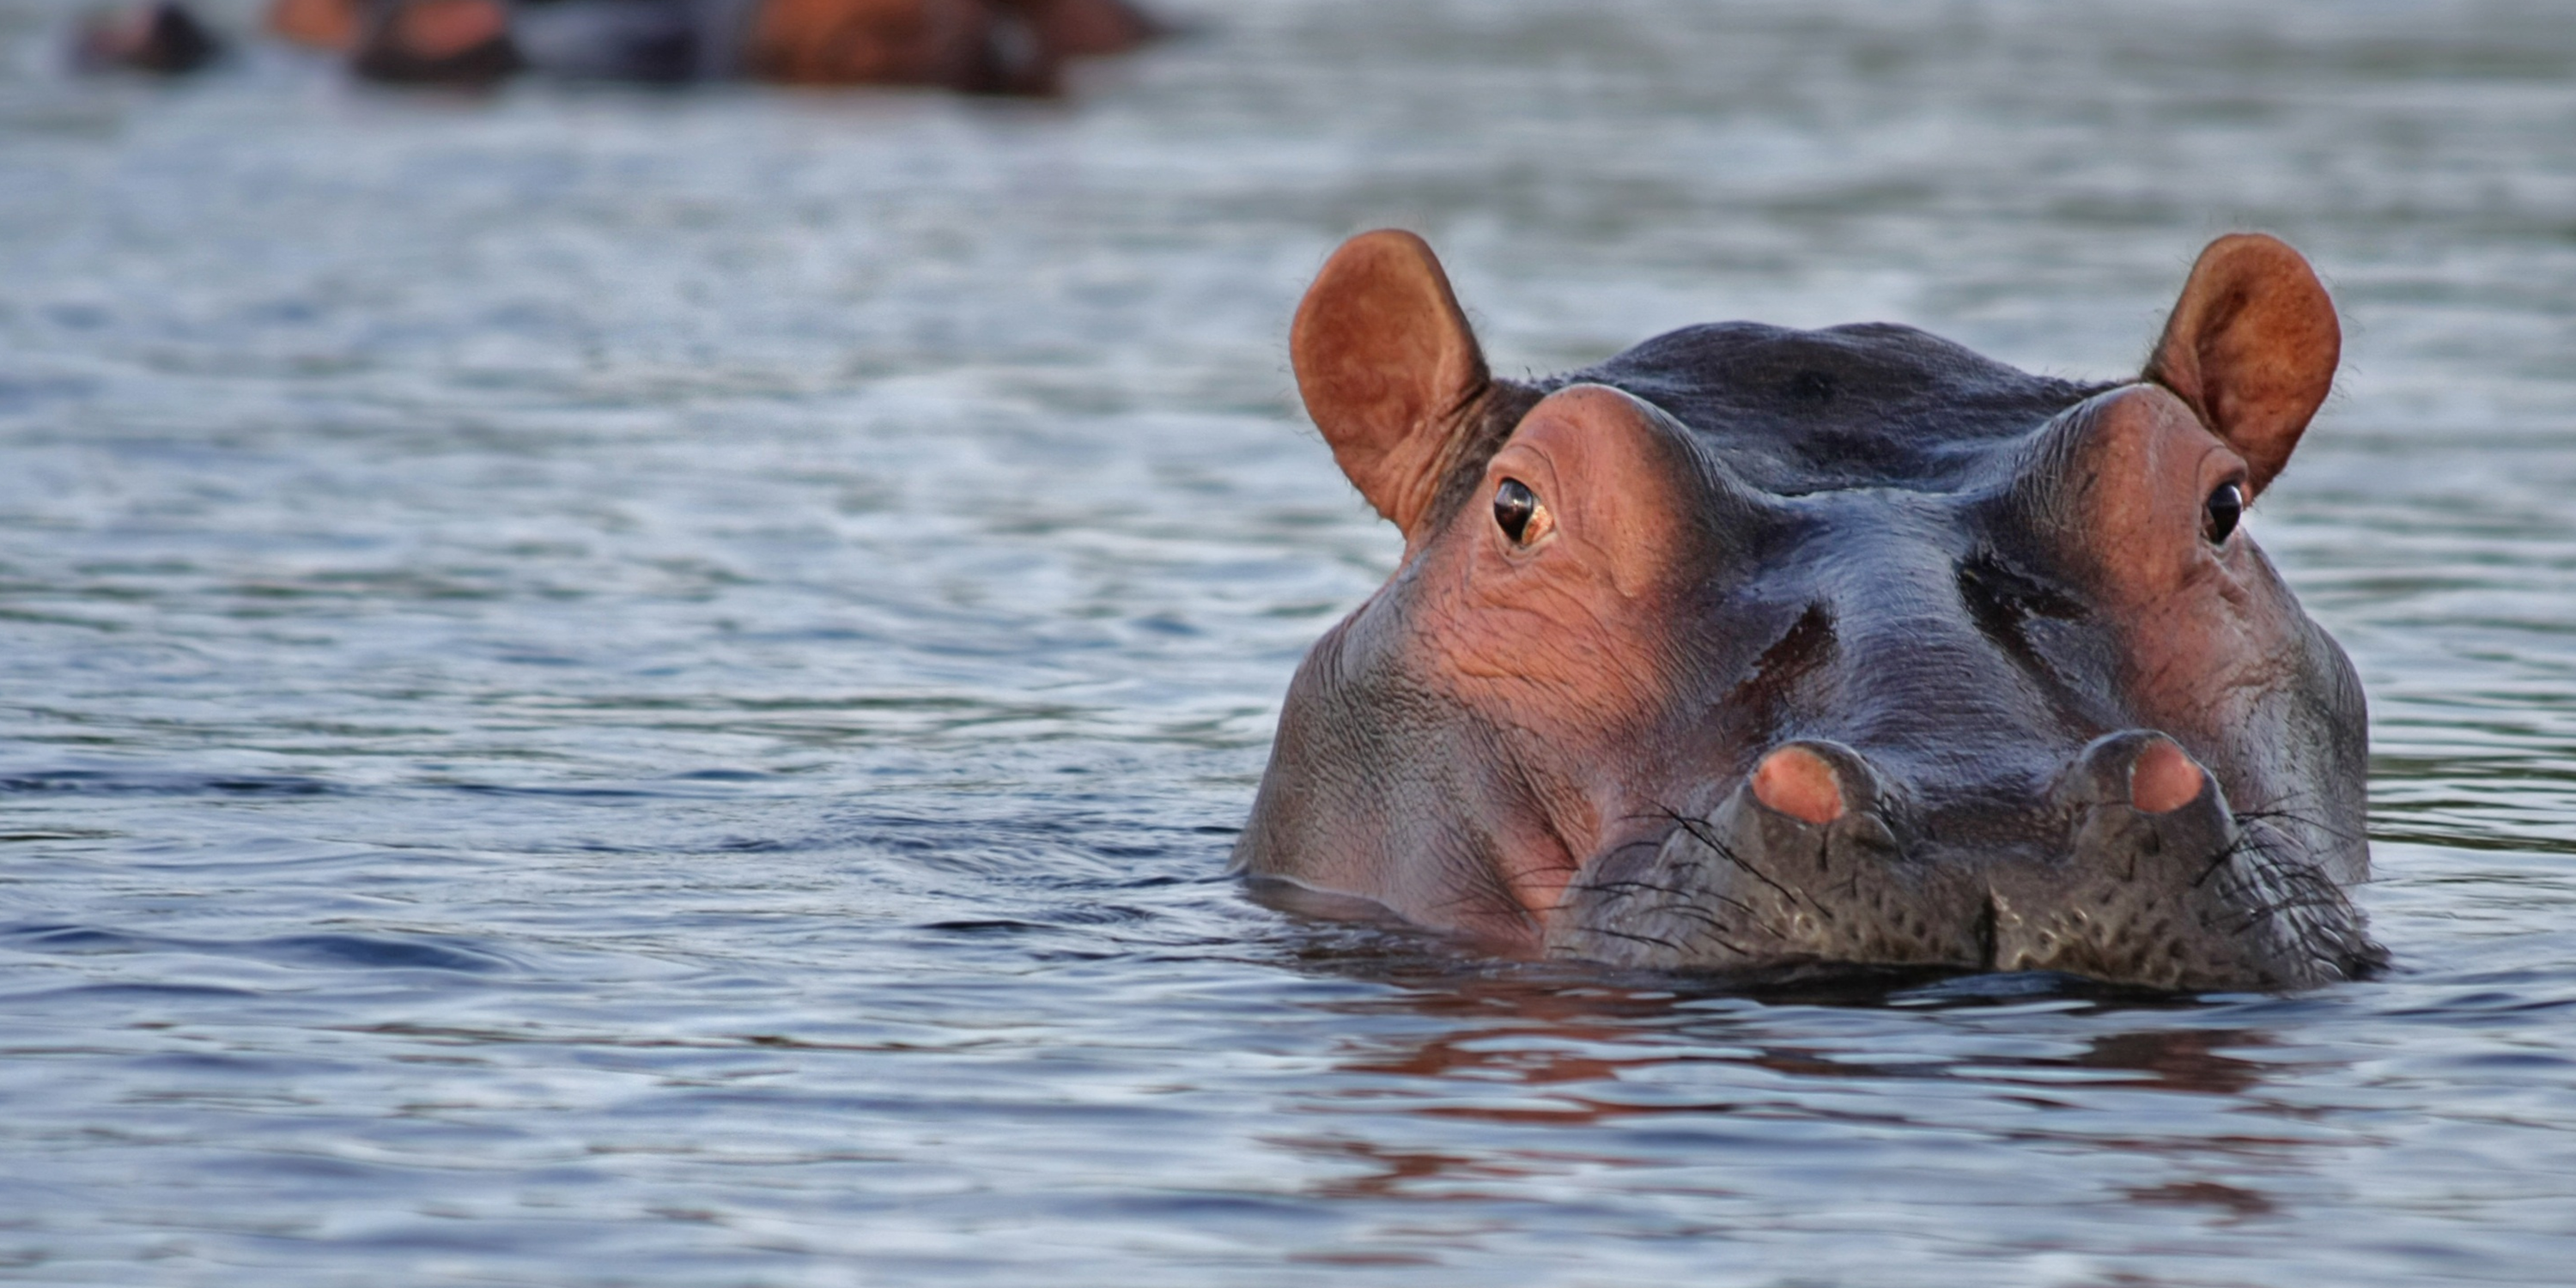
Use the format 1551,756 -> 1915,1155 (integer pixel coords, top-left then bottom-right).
1291,230 -> 1492,537
2144,234 -> 2341,497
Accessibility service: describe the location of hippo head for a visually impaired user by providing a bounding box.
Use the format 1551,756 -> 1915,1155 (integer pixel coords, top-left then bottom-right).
1237,230 -> 2383,991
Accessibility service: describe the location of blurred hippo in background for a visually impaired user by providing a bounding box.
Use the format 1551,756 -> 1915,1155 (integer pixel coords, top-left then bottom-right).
79,0 -> 1156,93
280,0 -> 1156,89
71,1 -> 223,75
1239,230 -> 2384,992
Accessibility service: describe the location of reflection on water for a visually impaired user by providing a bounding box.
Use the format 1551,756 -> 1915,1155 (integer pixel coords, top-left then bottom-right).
3,0 -> 2576,1284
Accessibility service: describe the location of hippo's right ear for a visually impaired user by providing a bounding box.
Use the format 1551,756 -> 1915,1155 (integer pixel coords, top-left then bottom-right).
1291,230 -> 1492,536
2145,234 -> 2341,498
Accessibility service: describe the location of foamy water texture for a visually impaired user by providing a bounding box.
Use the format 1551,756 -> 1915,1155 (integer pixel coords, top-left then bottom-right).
3,1 -> 2574,1284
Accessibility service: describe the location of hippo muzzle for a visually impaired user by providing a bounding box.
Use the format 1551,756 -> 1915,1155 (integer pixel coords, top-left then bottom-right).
1552,732 -> 2379,990
1238,230 -> 2382,992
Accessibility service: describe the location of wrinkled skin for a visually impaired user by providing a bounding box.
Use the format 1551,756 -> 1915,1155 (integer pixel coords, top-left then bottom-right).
1237,230 -> 2383,991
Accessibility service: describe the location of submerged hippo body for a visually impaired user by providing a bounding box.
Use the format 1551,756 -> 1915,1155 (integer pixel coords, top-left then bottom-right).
1238,231 -> 2383,991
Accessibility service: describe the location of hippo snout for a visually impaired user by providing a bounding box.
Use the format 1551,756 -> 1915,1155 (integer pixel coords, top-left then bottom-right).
1547,732 -> 2382,990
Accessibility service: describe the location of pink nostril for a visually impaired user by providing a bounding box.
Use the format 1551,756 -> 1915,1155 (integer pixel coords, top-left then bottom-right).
1753,746 -> 1844,824
2130,739 -> 2205,813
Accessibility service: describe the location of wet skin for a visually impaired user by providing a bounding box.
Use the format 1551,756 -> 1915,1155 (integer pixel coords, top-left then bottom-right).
1236,231 -> 2383,991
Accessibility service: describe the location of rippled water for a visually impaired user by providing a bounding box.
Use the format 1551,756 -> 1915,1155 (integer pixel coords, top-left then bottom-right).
4,0 -> 2575,1283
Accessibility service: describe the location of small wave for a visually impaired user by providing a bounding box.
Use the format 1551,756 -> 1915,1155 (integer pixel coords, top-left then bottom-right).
0,771 -> 339,796
2,921 -> 513,974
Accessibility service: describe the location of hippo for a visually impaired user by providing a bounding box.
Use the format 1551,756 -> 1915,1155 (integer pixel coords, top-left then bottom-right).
275,0 -> 1157,91
82,0 -> 1154,92
1237,230 -> 2385,991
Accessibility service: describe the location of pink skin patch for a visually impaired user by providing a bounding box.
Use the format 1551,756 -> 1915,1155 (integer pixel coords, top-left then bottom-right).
2129,738 -> 2205,814
1753,746 -> 1844,825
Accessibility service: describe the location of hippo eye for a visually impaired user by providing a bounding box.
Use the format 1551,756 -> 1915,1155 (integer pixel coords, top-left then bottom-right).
2203,482 -> 2244,545
1493,478 -> 1538,543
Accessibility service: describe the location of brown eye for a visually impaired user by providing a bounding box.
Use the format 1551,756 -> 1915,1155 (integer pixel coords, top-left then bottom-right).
2203,482 -> 2244,545
1494,478 -> 1537,543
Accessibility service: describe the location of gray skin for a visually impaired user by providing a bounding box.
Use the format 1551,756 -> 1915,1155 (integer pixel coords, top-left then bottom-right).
1236,232 -> 2383,991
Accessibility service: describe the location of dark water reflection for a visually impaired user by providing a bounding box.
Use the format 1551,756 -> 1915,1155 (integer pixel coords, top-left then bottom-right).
6,0 -> 2576,1283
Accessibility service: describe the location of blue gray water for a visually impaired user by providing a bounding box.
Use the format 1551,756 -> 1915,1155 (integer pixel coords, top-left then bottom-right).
3,0 -> 2575,1283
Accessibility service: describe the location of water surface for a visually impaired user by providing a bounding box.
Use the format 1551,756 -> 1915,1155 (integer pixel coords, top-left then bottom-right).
3,1 -> 2575,1283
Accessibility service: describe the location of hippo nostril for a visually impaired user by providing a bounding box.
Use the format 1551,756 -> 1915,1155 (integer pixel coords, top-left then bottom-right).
1753,745 -> 1845,824
2129,738 -> 2205,814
